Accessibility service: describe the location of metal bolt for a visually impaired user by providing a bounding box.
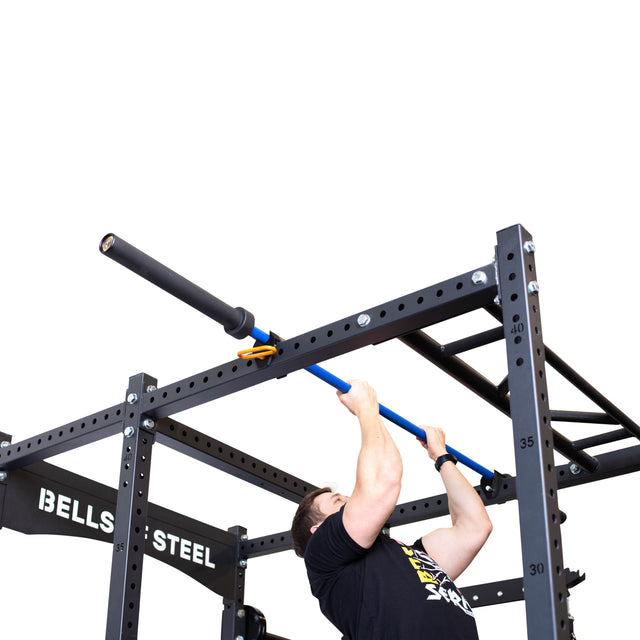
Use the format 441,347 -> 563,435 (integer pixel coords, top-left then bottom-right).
523,240 -> 536,254
0,471 -> 7,482
357,313 -> 371,328
237,609 -> 245,619
0,441 -> 10,448
484,484 -> 493,493
235,636 -> 244,640
527,281 -> 540,295
127,393 -> 138,405
471,271 -> 488,286
238,559 -> 247,568
124,426 -> 135,438
146,385 -> 157,393
497,591 -> 504,597
240,534 -> 249,541
493,295 -> 501,305
101,235 -> 115,252
473,595 -> 479,601
381,527 -> 390,537
569,464 -> 581,475
142,418 -> 156,429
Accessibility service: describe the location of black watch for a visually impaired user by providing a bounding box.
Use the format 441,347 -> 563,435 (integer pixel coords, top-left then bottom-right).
434,453 -> 458,472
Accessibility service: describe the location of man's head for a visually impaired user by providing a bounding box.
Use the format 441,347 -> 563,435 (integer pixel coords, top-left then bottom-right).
291,487 -> 349,557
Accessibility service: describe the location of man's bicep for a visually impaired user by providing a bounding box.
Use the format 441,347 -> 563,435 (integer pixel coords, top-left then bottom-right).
421,527 -> 485,582
342,488 -> 398,549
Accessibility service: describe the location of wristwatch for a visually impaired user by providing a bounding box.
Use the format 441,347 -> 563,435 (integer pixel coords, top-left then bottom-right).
434,453 -> 458,472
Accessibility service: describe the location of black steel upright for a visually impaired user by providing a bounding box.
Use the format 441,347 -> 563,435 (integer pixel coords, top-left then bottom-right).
496,225 -> 570,639
220,525 -> 248,640
106,373 -> 158,640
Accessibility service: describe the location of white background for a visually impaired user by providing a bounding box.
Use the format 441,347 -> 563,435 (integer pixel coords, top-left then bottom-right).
1,2 -> 639,639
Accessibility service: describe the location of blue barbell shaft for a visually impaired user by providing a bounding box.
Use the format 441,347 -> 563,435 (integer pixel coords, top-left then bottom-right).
250,326 -> 494,479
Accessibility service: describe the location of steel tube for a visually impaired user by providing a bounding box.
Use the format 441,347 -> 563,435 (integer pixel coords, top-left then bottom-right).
101,235 -> 495,479
100,233 -> 255,338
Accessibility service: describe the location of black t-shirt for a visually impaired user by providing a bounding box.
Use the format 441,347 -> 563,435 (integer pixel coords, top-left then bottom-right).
305,507 -> 479,640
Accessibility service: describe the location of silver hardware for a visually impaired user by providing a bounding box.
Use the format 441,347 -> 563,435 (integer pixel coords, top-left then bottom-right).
0,441 -> 10,448
523,240 -> 536,254
146,385 -> 157,393
0,471 -> 7,482
127,393 -> 138,405
124,426 -> 135,438
471,271 -> 488,285
237,609 -> 245,619
569,464 -> 581,475
357,313 -> 371,328
238,559 -> 247,568
528,281 -> 540,295
142,418 -> 156,429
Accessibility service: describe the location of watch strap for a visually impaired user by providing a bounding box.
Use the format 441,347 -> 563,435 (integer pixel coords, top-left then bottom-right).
434,453 -> 458,472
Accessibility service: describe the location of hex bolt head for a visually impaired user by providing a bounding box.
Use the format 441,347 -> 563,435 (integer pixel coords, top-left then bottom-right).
142,418 -> 156,429
528,281 -> 540,295
471,271 -> 488,286
124,426 -> 135,438
0,441 -> 10,448
523,240 -> 536,254
493,295 -> 501,305
0,471 -> 7,482
238,559 -> 247,568
569,464 -> 581,475
235,636 -> 244,640
127,393 -> 139,405
237,609 -> 245,619
240,534 -> 249,541
146,385 -> 157,393
357,313 -> 371,328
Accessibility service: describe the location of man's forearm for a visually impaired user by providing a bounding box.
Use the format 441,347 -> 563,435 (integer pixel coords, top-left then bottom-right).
439,461 -> 491,536
355,408 -> 403,491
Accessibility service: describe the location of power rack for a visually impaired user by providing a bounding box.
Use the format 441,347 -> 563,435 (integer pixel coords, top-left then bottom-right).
1,223 -> 639,639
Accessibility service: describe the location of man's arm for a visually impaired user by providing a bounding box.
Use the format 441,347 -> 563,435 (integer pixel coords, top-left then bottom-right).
419,426 -> 492,581
338,380 -> 403,550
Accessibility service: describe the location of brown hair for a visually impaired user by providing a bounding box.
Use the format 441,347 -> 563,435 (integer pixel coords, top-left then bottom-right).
290,487 -> 332,558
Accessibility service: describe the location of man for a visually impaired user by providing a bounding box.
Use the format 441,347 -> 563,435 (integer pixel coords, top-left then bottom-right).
291,380 -> 492,640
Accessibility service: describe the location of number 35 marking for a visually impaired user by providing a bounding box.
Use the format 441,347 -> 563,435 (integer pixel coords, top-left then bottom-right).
520,436 -> 535,449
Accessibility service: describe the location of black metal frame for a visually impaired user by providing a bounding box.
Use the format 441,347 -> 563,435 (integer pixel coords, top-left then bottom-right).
1,223 -> 639,639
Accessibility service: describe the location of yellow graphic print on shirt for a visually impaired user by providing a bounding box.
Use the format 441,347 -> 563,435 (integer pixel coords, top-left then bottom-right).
401,545 -> 475,618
